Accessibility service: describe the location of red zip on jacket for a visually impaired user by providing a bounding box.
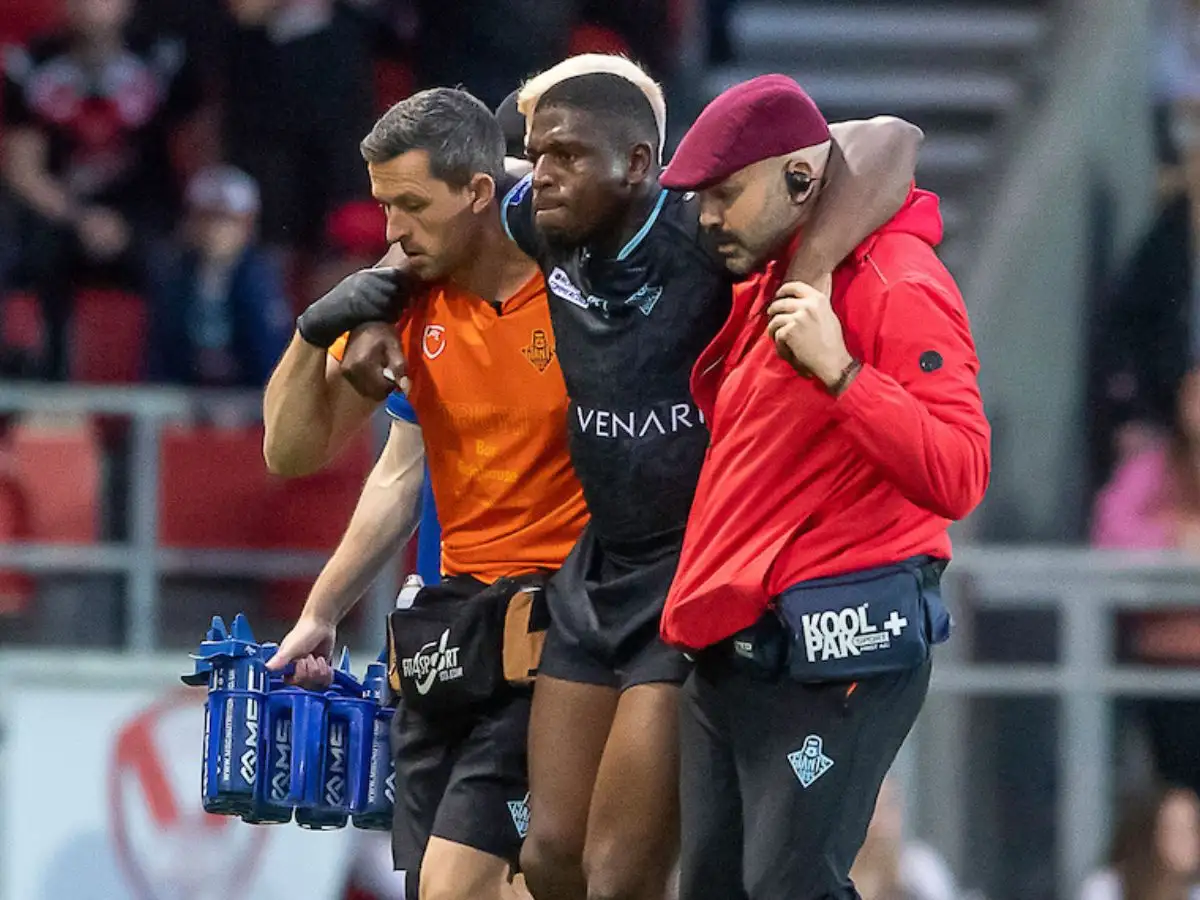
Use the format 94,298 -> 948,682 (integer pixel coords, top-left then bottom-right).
660,188 -> 992,651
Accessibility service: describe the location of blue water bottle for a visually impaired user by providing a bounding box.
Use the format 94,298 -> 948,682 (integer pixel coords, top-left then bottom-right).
183,615 -> 226,816
352,657 -> 396,831
192,613 -> 268,817
295,649 -> 358,830
241,643 -> 295,825
323,651 -> 376,825
260,676 -> 328,822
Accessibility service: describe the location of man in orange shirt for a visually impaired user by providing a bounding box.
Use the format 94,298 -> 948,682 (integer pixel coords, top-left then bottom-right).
261,88 -> 586,900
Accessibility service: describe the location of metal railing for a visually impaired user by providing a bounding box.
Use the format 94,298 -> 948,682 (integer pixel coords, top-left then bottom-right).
917,549 -> 1200,900
5,386 -> 1200,898
0,383 -> 396,651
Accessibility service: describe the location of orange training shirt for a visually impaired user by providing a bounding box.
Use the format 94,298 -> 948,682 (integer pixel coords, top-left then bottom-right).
333,273 -> 588,583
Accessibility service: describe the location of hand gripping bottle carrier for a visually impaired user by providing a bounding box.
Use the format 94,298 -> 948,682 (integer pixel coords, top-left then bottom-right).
183,613 -> 395,831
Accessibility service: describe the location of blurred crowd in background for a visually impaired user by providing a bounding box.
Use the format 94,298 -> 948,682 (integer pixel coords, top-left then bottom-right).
0,0 -> 701,389
0,0 -> 703,646
7,0 -> 1200,898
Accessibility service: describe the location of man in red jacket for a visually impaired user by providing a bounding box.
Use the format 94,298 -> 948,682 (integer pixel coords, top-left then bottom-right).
658,75 -> 992,900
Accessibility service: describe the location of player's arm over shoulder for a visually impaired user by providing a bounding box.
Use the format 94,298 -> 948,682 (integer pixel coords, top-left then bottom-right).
499,169 -> 539,258
787,116 -> 924,284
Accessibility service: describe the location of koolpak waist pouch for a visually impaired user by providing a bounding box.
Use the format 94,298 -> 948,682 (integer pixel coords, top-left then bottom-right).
388,574 -> 549,715
776,557 -> 951,683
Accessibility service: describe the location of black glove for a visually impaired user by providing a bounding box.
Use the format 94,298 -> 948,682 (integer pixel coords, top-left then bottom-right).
296,267 -> 409,349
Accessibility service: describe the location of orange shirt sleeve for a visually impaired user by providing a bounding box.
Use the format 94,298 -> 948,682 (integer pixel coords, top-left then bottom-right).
327,332 -> 350,363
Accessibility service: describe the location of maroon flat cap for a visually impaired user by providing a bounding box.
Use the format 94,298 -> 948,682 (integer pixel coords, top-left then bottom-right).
662,74 -> 829,191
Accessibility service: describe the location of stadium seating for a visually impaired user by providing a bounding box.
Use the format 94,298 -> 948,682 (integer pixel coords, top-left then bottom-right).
157,424 -> 373,548
1,292 -> 45,356
0,0 -> 65,45
69,288 -> 147,384
158,424 -> 272,548
373,58 -> 415,116
0,470 -> 34,615
7,418 -> 101,543
0,416 -> 101,617
569,23 -> 632,57
158,423 -> 375,619
700,0 -> 1053,274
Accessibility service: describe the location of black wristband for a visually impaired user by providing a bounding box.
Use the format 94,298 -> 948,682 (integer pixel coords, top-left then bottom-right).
828,358 -> 862,397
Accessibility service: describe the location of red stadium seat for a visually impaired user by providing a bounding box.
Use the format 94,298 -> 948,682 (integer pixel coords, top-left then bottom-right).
373,58 -> 415,116
258,432 -> 374,619
158,424 -> 375,619
259,432 -> 373,549
326,200 -> 388,259
1,291 -> 45,354
158,424 -> 272,548
0,0 -> 65,45
569,23 -> 632,58
6,419 -> 101,543
158,424 -> 374,549
69,289 -> 147,384
0,470 -> 34,615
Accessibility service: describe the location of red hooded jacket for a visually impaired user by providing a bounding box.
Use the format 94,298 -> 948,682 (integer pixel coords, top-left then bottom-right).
661,189 -> 992,651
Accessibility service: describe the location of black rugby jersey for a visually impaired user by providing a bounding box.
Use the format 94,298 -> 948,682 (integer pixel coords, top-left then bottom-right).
501,173 -> 733,555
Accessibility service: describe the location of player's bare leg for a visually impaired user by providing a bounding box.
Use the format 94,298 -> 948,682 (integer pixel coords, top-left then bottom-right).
520,676 -> 620,900
581,683 -> 681,900
420,836 -> 532,900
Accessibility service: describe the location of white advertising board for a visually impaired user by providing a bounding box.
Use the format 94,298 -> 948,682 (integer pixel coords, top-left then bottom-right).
0,652 -> 356,900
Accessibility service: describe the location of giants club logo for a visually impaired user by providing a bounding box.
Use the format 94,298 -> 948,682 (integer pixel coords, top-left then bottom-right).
521,329 -> 555,373
800,604 -> 909,663
507,793 -> 531,838
788,735 -> 834,789
400,628 -> 463,695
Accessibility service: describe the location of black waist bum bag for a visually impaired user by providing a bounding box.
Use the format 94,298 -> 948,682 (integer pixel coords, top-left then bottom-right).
718,557 -> 951,684
777,556 -> 951,683
387,573 -> 551,716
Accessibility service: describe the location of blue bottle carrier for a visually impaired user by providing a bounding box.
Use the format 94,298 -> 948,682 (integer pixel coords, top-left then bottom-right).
182,614 -> 395,831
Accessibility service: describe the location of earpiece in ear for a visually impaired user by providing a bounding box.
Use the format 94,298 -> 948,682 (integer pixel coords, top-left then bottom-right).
786,169 -> 815,203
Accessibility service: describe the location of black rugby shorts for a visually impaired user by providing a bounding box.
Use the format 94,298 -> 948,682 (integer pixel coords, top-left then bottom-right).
540,523 -> 691,691
390,690 -> 531,874
388,576 -> 534,878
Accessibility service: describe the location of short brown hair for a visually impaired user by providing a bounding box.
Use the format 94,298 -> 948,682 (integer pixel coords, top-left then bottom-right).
360,87 -> 505,187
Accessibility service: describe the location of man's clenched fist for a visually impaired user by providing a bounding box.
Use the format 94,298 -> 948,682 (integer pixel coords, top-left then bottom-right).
341,322 -> 410,401
266,613 -> 336,690
296,267 -> 409,349
766,280 -> 856,392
